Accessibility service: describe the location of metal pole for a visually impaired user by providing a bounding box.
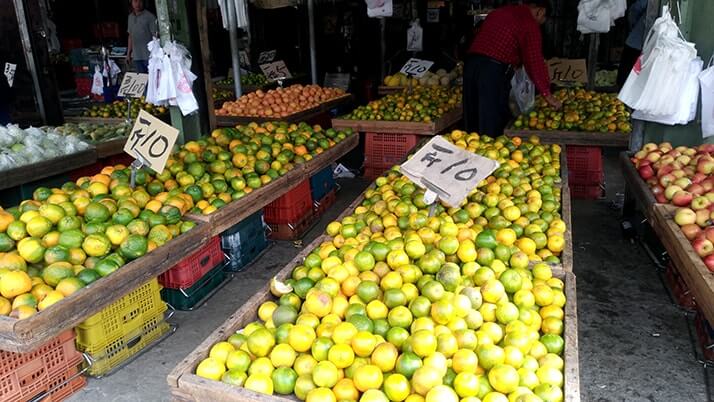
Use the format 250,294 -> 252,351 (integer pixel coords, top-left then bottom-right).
586,33 -> 599,90
13,0 -> 46,123
307,0 -> 318,84
380,18 -> 386,81
226,0 -> 243,97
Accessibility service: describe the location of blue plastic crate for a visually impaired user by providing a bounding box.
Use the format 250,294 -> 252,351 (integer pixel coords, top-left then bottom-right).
221,211 -> 269,272
310,167 -> 336,202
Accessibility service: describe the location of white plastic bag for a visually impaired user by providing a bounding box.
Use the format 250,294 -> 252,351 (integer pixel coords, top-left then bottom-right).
406,20 -> 423,52
700,57 -> 714,137
365,0 -> 392,17
146,39 -> 164,105
91,66 -> 104,95
510,68 -> 535,114
166,41 -> 198,116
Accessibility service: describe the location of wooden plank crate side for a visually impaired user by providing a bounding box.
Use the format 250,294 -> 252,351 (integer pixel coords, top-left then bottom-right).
0,223 -> 210,353
504,126 -> 630,148
652,204 -> 714,325
619,151 -> 657,222
331,107 -> 463,136
0,148 -> 98,191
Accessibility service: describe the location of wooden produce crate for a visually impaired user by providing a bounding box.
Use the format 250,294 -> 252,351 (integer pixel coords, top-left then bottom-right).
94,137 -> 128,159
504,125 -> 630,148
168,180 -> 580,401
0,223 -> 210,353
331,107 -> 463,136
377,85 -> 407,95
187,133 -> 358,237
0,148 -> 98,191
652,204 -> 714,325
215,94 -> 353,127
63,116 -> 129,125
619,151 -> 657,223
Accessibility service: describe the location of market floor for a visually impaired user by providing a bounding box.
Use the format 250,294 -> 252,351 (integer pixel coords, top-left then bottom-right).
67,154 -> 713,402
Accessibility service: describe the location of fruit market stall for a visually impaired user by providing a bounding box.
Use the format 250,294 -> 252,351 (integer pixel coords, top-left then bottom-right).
504,89 -> 631,148
652,204 -> 714,326
168,131 -> 579,402
52,121 -> 132,159
214,85 -> 352,127
189,129 -> 359,237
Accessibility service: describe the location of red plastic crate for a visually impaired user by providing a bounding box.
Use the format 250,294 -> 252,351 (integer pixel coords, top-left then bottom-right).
75,78 -> 91,97
568,169 -> 603,186
695,312 -> 714,361
569,183 -> 604,199
268,210 -> 317,241
313,189 -> 337,216
365,132 -> 419,169
665,262 -> 696,309
158,236 -> 224,289
0,330 -> 84,402
363,166 -> 387,180
41,366 -> 87,402
264,180 -> 313,224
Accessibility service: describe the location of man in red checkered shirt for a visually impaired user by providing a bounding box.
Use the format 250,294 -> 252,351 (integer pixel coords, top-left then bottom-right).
463,0 -> 561,136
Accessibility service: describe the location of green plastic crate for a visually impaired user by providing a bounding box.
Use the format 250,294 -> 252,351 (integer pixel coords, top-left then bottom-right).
160,263 -> 232,311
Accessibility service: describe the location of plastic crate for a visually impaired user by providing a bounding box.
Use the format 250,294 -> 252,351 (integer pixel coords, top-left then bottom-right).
0,330 -> 84,402
75,279 -> 164,348
75,77 -> 91,97
161,263 -> 229,310
314,189 -> 337,216
695,312 -> 714,362
221,211 -> 265,248
40,366 -> 87,402
264,180 -> 313,224
566,146 -> 602,174
664,262 -> 696,309
568,169 -> 603,186
310,167 -> 336,202
365,132 -> 419,168
79,310 -> 172,377
222,223 -> 270,272
268,209 -> 317,241
158,236 -> 224,289
569,183 -> 604,200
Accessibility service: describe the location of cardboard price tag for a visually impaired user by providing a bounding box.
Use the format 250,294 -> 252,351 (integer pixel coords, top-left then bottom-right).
547,58 -> 588,84
400,136 -> 500,207
118,73 -> 149,98
399,58 -> 434,78
257,50 -> 277,64
260,60 -> 292,81
123,110 -> 179,174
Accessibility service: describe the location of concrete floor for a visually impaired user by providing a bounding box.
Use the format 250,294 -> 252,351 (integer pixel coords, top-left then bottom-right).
67,155 -> 714,402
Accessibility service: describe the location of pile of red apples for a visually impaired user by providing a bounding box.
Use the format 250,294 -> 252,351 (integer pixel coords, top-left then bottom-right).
632,142 -> 714,271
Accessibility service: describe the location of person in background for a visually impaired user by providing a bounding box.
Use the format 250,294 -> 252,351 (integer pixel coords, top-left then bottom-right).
463,0 -> 560,136
617,0 -> 648,88
127,0 -> 157,74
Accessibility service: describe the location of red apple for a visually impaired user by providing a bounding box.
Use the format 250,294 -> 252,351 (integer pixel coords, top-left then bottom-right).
692,173 -> 707,184
699,143 -> 714,154
673,191 -> 694,207
697,159 -> 714,175
659,174 -> 677,188
707,192 -> 714,203
681,224 -> 703,240
634,150 -> 648,160
638,165 -> 655,180
685,148 -> 698,157
692,237 -> 714,257
674,177 -> 691,188
665,185 -> 684,200
660,155 -> 676,166
675,208 -> 697,225
643,143 -> 658,152
683,166 -> 696,177
676,145 -> 690,154
704,254 -> 714,272
703,180 -> 714,192
705,227 -> 714,243
660,142 -> 673,152
676,155 -> 691,166
688,183 -> 705,196
647,152 -> 662,163
657,164 -> 674,178
692,196 -> 712,210
655,193 -> 667,203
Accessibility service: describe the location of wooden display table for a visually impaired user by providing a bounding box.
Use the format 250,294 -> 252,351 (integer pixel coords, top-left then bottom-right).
504,127 -> 630,148
331,107 -> 463,136
0,148 -> 98,191
619,151 -> 657,223
94,137 -> 128,159
215,94 -> 353,128
0,223 -> 211,352
652,204 -> 714,325
187,133 -> 358,237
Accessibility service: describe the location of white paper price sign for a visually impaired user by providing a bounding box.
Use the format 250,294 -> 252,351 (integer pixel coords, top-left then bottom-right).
260,60 -> 292,81
257,50 -> 277,64
118,73 -> 149,98
400,136 -> 500,207
399,58 -> 434,78
123,110 -> 179,174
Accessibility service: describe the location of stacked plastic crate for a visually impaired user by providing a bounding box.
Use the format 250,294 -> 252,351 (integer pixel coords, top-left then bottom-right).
0,330 -> 86,401
158,236 -> 228,310
363,133 -> 419,179
74,279 -> 172,377
567,146 -> 604,199
264,180 -> 315,240
221,211 -> 270,272
311,167 -> 337,216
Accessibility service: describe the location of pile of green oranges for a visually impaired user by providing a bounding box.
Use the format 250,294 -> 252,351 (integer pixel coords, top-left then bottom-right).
345,87 -> 462,123
195,131 -> 569,402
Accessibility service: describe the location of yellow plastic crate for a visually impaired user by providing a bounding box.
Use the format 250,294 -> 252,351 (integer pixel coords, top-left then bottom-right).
79,310 -> 171,377
75,279 -> 164,348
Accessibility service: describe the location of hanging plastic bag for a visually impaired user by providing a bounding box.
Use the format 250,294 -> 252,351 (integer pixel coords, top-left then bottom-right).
509,68 -> 535,114
166,41 -> 199,116
406,20 -> 423,52
146,39 -> 164,105
700,57 -> 714,137
365,0 -> 392,18
91,66 -> 104,95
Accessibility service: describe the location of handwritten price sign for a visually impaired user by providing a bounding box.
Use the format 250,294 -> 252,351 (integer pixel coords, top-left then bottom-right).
123,110 -> 179,174
399,58 -> 434,78
118,73 -> 149,98
400,136 -> 499,207
260,60 -> 292,81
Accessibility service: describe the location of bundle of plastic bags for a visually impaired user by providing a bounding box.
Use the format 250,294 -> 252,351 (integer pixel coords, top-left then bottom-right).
577,0 -> 626,34
619,7 -> 698,122
145,38 -> 199,116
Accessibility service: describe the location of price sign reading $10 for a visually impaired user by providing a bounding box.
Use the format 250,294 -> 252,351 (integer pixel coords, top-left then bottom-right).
123,110 -> 179,174
400,136 -> 500,207
399,58 -> 434,78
